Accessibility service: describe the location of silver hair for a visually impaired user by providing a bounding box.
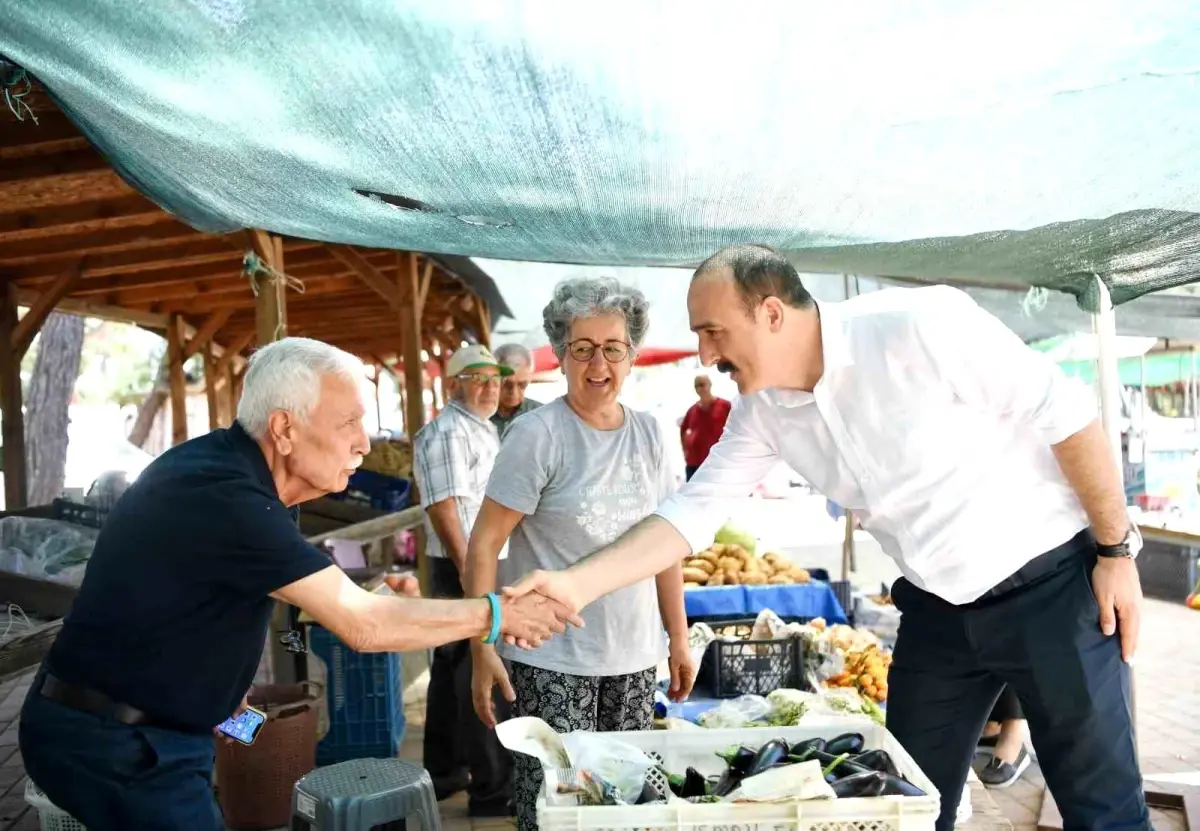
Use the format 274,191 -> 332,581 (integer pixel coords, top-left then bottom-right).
542,276 -> 650,358
236,337 -> 364,439
493,342 -> 534,370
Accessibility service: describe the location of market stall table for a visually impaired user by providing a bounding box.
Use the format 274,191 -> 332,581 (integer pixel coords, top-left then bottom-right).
685,582 -> 848,624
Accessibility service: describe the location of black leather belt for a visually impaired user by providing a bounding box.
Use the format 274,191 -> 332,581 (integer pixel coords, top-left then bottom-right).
975,528 -> 1095,603
38,673 -> 155,727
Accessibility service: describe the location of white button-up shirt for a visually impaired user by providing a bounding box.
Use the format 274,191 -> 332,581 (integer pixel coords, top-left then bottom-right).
655,285 -> 1097,605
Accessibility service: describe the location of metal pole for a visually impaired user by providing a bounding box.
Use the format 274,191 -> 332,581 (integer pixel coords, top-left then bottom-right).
1093,276 -> 1123,488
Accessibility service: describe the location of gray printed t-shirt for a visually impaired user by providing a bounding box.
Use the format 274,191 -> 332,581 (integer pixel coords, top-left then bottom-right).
487,398 -> 674,677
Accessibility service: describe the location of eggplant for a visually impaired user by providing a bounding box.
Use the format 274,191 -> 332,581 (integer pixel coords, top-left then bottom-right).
831,771 -> 889,798
790,737 -> 826,755
746,739 -> 790,777
851,749 -> 902,778
666,772 -> 685,797
680,767 -> 709,799
824,732 -> 866,756
810,750 -> 872,779
715,745 -> 757,774
879,774 -> 926,797
831,770 -> 927,798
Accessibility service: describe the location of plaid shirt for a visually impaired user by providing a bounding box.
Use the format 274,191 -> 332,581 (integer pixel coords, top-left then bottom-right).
413,401 -> 505,560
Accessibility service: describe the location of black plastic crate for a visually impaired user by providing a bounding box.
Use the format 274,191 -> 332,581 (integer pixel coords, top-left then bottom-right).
693,618 -> 804,698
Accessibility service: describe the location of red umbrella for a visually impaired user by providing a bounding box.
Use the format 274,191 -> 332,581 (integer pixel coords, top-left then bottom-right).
530,344 -> 697,373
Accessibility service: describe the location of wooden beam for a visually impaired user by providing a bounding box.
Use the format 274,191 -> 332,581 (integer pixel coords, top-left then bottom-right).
0,169 -> 132,211
0,284 -> 27,509
203,342 -> 220,432
167,313 -> 188,446
327,244 -> 400,306
220,356 -> 236,427
215,331 -> 255,375
10,288 -> 168,330
253,231 -> 287,345
474,297 -> 492,349
181,309 -> 234,361
11,260 -> 84,357
304,505 -> 424,546
399,254 -> 427,436
418,259 -> 434,316
0,194 -> 163,241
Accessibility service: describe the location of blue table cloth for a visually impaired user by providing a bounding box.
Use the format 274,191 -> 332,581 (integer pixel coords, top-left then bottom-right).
684,582 -> 848,624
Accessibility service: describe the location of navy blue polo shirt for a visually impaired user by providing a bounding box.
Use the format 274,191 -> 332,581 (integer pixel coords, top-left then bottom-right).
45,422 -> 332,733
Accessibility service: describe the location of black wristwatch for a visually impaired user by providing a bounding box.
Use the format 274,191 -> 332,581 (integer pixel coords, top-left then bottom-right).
1096,527 -> 1137,559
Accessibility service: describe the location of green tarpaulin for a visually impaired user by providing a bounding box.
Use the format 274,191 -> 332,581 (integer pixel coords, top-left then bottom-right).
5,2 -> 1200,310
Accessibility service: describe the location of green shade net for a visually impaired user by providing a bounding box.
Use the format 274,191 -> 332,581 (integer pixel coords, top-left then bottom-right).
4,2 -> 1200,311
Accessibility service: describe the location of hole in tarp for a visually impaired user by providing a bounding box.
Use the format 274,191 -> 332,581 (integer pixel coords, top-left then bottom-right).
354,189 -> 440,213
456,214 -> 514,228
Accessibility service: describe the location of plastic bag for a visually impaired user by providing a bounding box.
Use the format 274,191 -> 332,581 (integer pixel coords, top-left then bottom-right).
0,517 -> 98,586
696,694 -> 771,728
560,732 -> 657,804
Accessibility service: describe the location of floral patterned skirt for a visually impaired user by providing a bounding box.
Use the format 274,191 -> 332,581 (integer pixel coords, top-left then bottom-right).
508,661 -> 657,831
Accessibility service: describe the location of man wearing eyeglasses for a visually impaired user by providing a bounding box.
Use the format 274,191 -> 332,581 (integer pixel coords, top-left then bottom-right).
412,344 -> 515,818
491,343 -> 542,439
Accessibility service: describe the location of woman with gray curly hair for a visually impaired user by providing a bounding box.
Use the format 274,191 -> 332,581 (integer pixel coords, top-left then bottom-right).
463,276 -> 693,829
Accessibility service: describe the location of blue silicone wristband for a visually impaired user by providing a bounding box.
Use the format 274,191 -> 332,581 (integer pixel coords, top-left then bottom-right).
482,593 -> 502,645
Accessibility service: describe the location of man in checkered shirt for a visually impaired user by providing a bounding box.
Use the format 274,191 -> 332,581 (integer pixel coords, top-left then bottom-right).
413,344 -> 514,818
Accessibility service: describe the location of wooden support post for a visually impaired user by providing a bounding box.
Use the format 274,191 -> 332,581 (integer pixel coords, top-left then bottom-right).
220,360 -> 236,427
251,231 -> 287,345
474,298 -> 492,349
203,342 -> 220,432
397,253 -> 430,592
166,313 -> 188,446
0,283 -> 27,510
399,253 -> 426,439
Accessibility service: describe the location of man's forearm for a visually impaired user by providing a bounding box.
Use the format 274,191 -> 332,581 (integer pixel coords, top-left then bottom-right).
570,515 -> 692,608
355,595 -> 490,652
655,561 -> 688,643
1052,419 -> 1129,545
426,500 -> 470,572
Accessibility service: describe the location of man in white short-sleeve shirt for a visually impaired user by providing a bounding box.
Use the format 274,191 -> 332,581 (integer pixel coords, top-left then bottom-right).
510,245 -> 1149,831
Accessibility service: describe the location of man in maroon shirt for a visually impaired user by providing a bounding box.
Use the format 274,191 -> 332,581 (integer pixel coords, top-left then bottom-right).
680,375 -> 732,480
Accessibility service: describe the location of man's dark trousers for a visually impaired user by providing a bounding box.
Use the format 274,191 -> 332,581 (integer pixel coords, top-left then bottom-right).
423,557 -> 513,808
886,532 -> 1149,831
19,676 -> 224,831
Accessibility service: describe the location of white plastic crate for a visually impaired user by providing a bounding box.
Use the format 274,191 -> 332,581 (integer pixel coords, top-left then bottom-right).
538,719 -> 940,831
24,780 -> 86,831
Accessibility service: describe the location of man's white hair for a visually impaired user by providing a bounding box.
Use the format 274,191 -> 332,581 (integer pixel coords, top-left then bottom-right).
236,337 -> 364,439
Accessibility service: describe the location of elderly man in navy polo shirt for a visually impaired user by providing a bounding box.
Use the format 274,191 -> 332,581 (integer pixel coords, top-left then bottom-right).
18,337 -> 576,831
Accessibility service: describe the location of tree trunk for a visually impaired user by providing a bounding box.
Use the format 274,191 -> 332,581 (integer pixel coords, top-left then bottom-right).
127,356 -> 169,449
24,311 -> 85,505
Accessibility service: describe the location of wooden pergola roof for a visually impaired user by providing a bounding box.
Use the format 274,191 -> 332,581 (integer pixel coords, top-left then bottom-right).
0,80 -> 512,509
0,83 -> 510,363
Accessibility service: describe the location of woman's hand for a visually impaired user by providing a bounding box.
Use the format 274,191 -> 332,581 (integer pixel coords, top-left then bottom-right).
667,639 -> 696,702
471,645 -> 516,728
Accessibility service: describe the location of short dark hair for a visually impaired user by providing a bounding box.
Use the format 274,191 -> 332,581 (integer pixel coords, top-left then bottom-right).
695,244 -> 814,316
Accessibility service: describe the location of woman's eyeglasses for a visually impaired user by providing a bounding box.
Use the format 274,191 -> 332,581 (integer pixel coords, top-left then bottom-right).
503,379 -> 529,392
567,339 -> 633,363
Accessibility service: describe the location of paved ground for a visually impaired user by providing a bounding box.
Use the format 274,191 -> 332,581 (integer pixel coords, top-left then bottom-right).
0,596 -> 1195,830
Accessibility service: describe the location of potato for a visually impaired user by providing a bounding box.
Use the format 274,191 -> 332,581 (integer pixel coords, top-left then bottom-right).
717,556 -> 742,573
768,574 -> 795,585
682,567 -> 711,584
697,548 -> 721,564
684,581 -> 703,590
707,570 -> 726,587
685,558 -> 715,575
790,567 -> 811,584
740,572 -> 767,585
722,569 -> 741,585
